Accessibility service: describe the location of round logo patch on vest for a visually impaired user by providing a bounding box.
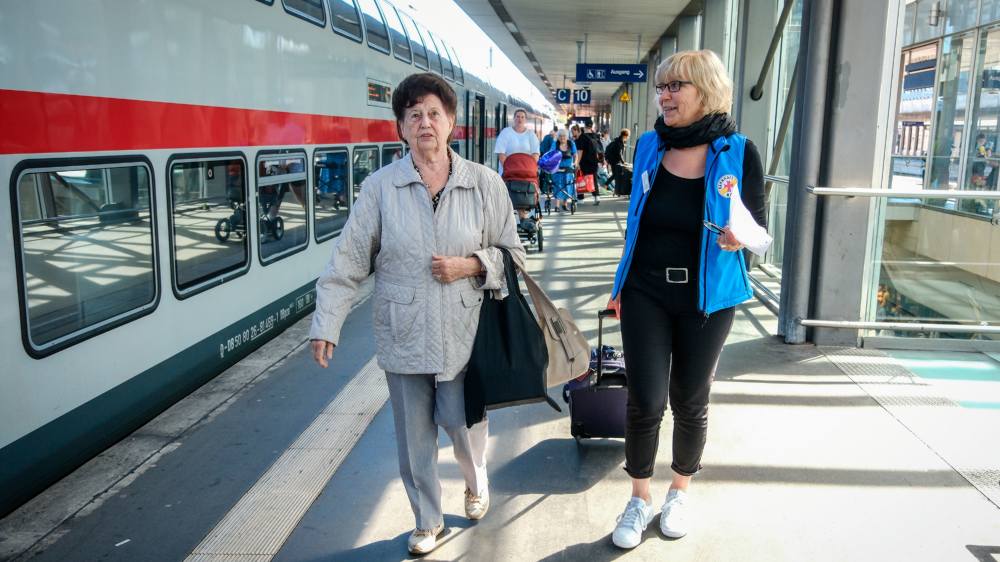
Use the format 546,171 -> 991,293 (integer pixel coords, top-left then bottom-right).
717,174 -> 738,198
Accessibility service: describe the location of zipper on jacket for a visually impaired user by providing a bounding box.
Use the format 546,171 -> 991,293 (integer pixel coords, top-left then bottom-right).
700,144 -> 725,313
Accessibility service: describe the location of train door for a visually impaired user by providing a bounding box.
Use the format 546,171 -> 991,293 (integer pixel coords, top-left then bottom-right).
468,92 -> 486,164
494,102 -> 506,170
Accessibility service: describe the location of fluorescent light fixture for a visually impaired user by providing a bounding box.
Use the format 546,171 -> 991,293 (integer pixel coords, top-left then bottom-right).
521,44 -> 531,53
504,21 -> 518,33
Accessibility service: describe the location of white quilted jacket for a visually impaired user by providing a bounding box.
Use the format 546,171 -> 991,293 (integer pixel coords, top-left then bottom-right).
309,149 -> 526,381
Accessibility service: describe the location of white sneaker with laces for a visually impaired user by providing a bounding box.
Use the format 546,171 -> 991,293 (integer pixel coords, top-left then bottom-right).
465,488 -> 490,520
659,489 -> 689,538
407,523 -> 444,555
611,497 -> 654,549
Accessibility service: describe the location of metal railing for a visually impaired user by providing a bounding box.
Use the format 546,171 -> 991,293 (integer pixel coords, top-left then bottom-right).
750,0 -> 798,101
795,185 -> 1000,335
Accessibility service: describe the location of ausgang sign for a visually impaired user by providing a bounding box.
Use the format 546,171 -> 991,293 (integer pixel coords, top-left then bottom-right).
575,63 -> 647,83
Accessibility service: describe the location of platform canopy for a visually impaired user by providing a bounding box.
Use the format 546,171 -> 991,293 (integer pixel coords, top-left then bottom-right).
455,0 -> 693,113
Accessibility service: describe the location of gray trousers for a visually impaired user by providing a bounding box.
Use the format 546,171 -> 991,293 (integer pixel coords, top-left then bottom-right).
386,371 -> 489,530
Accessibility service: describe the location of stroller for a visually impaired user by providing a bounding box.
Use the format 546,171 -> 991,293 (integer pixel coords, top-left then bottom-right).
257,184 -> 286,241
503,153 -> 544,252
215,181 -> 247,243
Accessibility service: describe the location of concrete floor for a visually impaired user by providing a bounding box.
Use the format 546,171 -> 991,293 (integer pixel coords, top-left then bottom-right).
3,197 -> 999,562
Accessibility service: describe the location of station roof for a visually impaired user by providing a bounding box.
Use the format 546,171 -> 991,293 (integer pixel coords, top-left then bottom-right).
455,0 -> 697,113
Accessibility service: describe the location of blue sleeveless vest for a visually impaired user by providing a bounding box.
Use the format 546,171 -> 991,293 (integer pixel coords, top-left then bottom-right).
611,131 -> 753,315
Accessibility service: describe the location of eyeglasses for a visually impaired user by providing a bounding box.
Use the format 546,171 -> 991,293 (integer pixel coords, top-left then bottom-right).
655,81 -> 692,95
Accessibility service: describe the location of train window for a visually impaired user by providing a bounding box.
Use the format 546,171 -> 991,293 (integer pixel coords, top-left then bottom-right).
444,42 -> 464,84
327,0 -> 363,42
357,0 -> 391,54
381,144 -> 404,168
313,148 -> 350,242
377,0 -> 411,63
168,155 -> 250,295
256,153 -> 309,264
14,160 -> 157,355
283,0 -> 327,26
420,23 -> 443,75
400,12 -> 428,69
434,34 -> 455,81
352,146 -> 380,204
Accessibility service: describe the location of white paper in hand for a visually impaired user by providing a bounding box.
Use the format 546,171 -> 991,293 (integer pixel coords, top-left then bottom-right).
728,188 -> 772,256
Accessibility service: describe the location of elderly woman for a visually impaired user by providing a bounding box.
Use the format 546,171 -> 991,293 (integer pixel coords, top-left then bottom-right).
551,129 -> 577,212
606,50 -> 766,549
309,73 -> 524,556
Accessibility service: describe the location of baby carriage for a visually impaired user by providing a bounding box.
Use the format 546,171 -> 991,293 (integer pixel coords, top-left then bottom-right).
214,180 -> 248,243
257,184 -> 286,241
503,153 -> 544,252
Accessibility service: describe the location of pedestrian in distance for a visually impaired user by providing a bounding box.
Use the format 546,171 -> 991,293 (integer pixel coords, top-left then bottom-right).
540,125 -> 558,155
605,128 -> 631,196
495,107 -> 541,224
552,129 -> 578,212
606,49 -> 766,549
572,124 -> 603,205
309,72 -> 525,556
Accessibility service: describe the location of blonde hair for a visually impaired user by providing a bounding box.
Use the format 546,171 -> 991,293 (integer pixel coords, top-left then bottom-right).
655,50 -> 732,115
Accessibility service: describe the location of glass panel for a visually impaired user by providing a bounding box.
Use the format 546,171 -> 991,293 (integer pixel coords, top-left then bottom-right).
257,155 -> 309,261
470,97 -> 482,164
400,12 -> 428,68
313,149 -> 350,240
420,23 -> 443,74
378,0 -> 411,62
872,196 -> 1000,340
434,32 -> 455,80
904,0 -> 917,46
445,42 -> 464,83
945,0 -> 979,33
283,0 -> 326,25
352,147 -> 379,203
381,144 -> 403,167
327,0 -> 363,40
16,163 -> 155,348
762,0 -> 803,274
890,43 -> 937,193
928,33 -> 975,200
961,25 -> 1000,217
914,0 -> 942,44
983,0 -> 1000,25
171,158 -> 249,290
357,0 -> 391,53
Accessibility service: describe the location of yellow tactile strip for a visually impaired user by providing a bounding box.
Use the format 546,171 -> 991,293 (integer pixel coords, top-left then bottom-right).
185,358 -> 387,560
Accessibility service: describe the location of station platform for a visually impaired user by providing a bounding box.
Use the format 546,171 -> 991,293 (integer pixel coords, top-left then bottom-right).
2,197 -> 999,562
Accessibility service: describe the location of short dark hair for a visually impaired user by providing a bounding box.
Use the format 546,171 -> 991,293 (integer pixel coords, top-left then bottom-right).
392,73 -> 458,142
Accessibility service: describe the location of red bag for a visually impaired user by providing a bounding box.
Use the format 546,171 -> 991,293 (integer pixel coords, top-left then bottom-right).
575,170 -> 595,193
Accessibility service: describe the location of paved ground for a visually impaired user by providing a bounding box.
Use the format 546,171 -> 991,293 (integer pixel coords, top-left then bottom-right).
3,196 -> 999,562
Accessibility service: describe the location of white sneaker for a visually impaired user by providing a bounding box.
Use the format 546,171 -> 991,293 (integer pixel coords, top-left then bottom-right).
611,497 -> 654,549
659,489 -> 689,538
407,523 -> 444,555
465,488 -> 489,520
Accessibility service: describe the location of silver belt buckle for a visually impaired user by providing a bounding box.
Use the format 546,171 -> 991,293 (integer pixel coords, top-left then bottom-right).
665,267 -> 688,284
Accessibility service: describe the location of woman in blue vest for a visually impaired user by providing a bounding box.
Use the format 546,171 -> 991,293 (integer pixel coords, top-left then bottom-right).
607,50 -> 766,549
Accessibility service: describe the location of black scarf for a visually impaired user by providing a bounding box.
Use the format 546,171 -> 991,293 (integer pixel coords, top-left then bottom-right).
654,112 -> 736,149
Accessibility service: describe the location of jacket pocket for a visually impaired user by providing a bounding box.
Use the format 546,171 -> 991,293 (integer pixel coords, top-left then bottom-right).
460,290 -> 484,308
376,282 -> 418,343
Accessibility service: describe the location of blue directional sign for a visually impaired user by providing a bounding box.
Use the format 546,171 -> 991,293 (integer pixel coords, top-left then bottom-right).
572,89 -> 591,105
575,63 -> 648,83
555,88 -> 571,103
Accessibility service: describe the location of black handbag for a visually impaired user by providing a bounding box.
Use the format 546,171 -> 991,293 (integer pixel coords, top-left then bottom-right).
464,248 -> 560,427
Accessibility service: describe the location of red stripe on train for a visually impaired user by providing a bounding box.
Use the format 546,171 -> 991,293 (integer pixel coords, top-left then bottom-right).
1,89 -> 485,155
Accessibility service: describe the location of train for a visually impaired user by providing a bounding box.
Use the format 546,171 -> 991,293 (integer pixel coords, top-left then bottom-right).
0,0 -> 554,516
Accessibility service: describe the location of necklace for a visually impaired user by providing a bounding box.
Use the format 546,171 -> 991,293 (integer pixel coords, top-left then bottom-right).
413,151 -> 453,212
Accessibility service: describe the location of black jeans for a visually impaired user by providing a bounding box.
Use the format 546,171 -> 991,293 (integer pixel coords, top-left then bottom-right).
620,267 -> 735,479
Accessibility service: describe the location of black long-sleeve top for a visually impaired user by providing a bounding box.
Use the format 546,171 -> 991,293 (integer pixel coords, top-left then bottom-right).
631,139 -> 766,271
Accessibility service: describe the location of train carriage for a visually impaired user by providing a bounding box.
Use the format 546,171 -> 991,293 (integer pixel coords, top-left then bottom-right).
0,0 -> 553,516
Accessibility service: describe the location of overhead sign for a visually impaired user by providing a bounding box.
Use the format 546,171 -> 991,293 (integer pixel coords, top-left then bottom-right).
576,63 -> 647,83
555,88 -> 571,103
619,91 -> 631,102
572,89 -> 591,105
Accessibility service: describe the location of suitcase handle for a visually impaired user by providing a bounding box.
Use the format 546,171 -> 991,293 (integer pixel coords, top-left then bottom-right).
596,309 -> 617,385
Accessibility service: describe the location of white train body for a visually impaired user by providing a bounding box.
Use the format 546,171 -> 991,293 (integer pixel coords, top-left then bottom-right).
0,0 -> 552,515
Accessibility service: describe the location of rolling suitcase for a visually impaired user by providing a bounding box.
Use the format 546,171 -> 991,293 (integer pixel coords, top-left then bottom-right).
562,309 -> 627,441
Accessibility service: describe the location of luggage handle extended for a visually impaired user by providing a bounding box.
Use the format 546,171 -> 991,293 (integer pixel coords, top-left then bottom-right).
596,309 -> 617,385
